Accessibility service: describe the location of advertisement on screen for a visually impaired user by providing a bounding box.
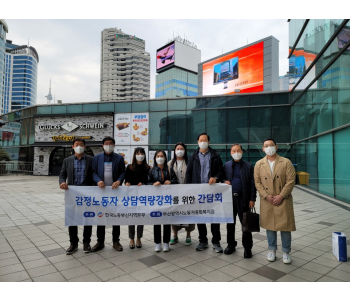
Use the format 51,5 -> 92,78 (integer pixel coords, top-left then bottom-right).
202,42 -> 264,96
156,43 -> 175,71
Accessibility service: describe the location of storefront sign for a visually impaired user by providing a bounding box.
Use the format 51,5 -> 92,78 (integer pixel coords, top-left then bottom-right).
38,122 -> 107,131
65,184 -> 233,226
35,115 -> 113,143
51,135 -> 93,142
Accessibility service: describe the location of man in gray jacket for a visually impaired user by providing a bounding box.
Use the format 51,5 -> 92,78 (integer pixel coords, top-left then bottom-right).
59,138 -> 94,254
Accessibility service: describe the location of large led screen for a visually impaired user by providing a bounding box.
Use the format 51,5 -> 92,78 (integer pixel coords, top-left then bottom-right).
156,43 -> 175,71
202,42 -> 264,95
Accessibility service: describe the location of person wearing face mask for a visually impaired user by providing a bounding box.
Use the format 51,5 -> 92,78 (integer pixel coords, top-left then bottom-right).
59,138 -> 94,254
125,147 -> 150,249
222,144 -> 256,258
254,139 -> 296,264
185,133 -> 224,253
91,136 -> 126,252
168,142 -> 195,246
148,150 -> 178,252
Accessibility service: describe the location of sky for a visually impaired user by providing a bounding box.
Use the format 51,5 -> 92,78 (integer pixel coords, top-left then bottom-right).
4,19 -> 289,105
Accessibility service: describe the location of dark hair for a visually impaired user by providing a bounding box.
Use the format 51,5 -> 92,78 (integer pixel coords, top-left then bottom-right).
153,150 -> 167,168
102,136 -> 115,145
263,138 -> 277,146
230,143 -> 243,151
171,142 -> 188,168
197,132 -> 210,142
72,138 -> 86,145
130,147 -> 150,171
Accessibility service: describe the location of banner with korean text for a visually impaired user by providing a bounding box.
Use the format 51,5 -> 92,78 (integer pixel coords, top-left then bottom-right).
65,184 -> 233,226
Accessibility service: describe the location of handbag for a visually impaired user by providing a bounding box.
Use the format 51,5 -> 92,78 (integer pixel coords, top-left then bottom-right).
242,207 -> 260,232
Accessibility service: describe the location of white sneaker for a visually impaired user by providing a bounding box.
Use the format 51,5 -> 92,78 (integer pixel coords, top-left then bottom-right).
163,243 -> 170,252
154,243 -> 162,252
283,252 -> 292,264
267,250 -> 276,262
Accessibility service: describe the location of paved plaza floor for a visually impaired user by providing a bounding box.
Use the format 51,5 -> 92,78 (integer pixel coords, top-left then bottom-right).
0,175 -> 349,282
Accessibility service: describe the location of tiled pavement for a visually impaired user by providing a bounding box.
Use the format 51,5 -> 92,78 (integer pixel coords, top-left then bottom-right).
1,175 -> 350,282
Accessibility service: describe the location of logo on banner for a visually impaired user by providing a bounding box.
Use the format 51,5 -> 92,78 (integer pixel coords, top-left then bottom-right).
84,212 -> 95,217
98,212 -> 104,218
150,211 -> 163,217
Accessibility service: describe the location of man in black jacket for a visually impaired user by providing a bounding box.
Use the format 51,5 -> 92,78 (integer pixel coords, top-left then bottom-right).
222,143 -> 256,258
59,138 -> 94,255
186,133 -> 224,253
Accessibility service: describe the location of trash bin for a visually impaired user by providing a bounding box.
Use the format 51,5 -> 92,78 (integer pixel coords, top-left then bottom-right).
298,172 -> 309,185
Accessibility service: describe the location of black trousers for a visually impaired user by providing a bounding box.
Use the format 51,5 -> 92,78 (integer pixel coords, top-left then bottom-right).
226,195 -> 253,249
197,223 -> 221,244
96,225 -> 120,243
129,225 -> 144,239
154,224 -> 171,244
68,226 -> 92,245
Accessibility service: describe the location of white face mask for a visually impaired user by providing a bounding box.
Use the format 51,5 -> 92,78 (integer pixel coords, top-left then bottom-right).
198,142 -> 209,150
136,154 -> 145,162
176,150 -> 185,157
74,146 -> 85,154
103,145 -> 115,153
156,157 -> 165,165
264,146 -> 276,156
231,153 -> 242,160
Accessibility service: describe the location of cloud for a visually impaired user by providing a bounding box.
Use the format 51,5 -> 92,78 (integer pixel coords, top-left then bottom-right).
4,19 -> 289,104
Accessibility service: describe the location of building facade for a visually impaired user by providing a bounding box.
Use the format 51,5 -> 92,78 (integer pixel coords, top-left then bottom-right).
2,40 -> 39,114
0,19 -> 9,115
155,68 -> 198,98
289,18 -> 350,203
100,28 -> 150,101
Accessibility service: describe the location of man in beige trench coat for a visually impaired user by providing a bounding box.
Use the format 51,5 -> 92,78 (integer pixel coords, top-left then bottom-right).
254,138 -> 296,264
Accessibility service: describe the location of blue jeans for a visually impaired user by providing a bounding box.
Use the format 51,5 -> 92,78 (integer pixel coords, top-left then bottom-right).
266,230 -> 291,253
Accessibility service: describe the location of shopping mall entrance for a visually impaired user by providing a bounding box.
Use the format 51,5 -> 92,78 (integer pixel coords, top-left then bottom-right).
49,147 -> 94,176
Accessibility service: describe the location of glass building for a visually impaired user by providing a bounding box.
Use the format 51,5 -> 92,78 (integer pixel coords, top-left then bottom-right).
289,19 -> 350,203
1,19 -> 349,205
0,19 -> 9,115
2,41 -> 39,114
156,67 -> 198,98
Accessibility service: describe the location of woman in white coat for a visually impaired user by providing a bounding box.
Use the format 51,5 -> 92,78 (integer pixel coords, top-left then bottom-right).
167,142 -> 195,245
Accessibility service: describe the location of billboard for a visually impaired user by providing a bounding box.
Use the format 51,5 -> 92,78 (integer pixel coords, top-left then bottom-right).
202,42 -> 264,95
156,43 -> 175,71
156,41 -> 201,74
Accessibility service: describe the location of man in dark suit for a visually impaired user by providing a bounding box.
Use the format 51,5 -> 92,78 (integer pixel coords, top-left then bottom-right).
223,143 -> 256,258
59,138 -> 94,255
185,133 -> 224,253
91,136 -> 126,252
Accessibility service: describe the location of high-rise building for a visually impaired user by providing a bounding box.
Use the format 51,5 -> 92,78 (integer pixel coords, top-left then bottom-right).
0,19 -> 9,115
279,73 -> 290,90
100,28 -> 150,101
3,40 -> 39,114
155,37 -> 201,98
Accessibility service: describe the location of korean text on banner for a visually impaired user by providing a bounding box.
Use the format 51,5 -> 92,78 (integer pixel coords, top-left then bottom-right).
65,184 -> 233,226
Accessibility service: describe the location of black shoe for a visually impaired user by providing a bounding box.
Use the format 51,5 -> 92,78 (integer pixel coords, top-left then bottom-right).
224,245 -> 236,255
136,243 -> 142,249
66,244 -> 78,255
83,243 -> 91,253
244,248 -> 252,258
91,242 -> 105,252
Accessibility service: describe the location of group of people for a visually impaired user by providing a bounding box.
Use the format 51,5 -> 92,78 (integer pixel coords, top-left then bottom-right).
59,133 -> 296,264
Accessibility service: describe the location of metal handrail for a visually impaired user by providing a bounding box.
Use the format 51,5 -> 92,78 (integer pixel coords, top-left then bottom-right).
0,162 -> 33,176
